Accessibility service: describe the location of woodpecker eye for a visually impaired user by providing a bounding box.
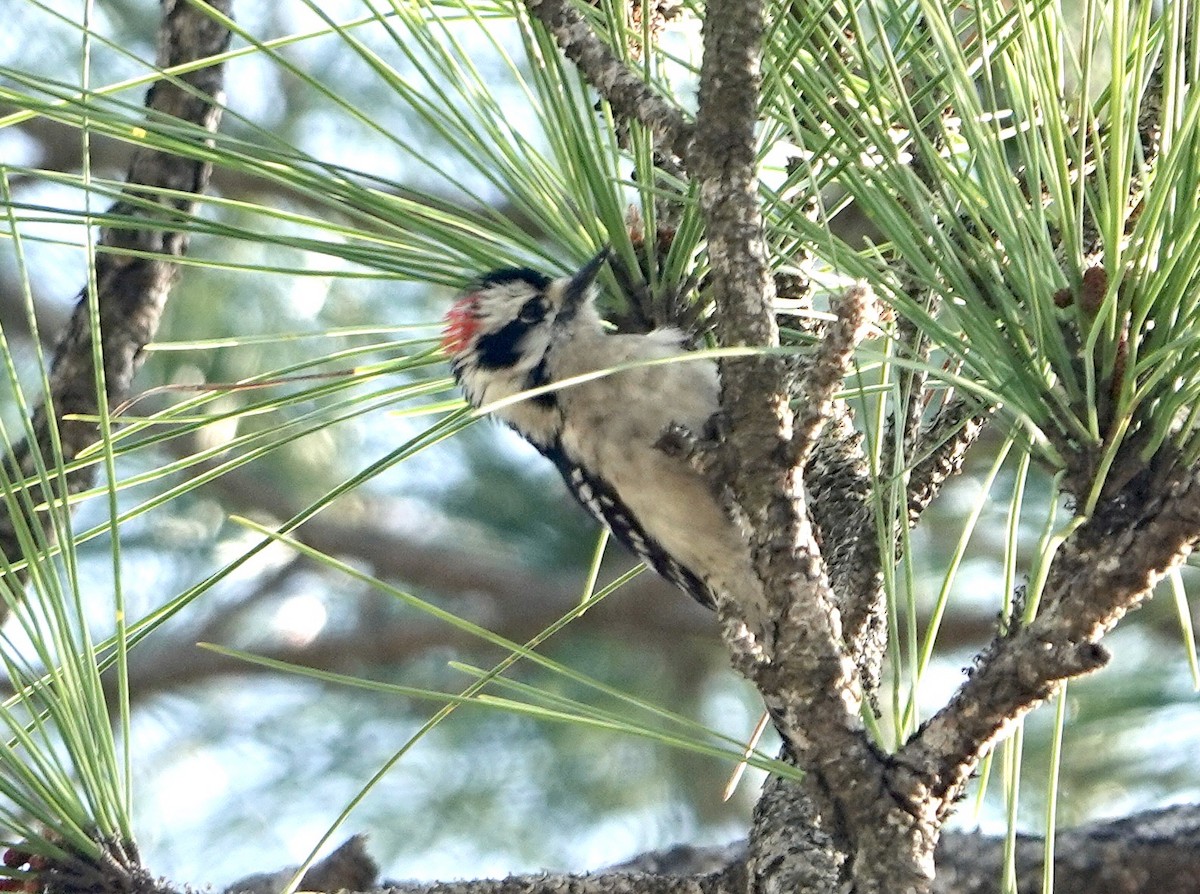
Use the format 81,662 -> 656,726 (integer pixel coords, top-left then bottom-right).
518,296 -> 547,324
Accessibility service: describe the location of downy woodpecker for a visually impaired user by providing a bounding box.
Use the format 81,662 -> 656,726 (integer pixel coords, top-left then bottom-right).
443,249 -> 764,622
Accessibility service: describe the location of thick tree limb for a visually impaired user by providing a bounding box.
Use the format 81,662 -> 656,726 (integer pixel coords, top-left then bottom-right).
226,805 -> 1200,894
933,805 -> 1200,894
0,0 -> 230,619
383,878 -> 721,894
688,1 -> 928,892
900,468 -> 1200,817
630,805 -> 1200,894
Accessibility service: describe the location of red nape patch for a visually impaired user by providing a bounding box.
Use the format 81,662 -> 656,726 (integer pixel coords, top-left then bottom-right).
442,295 -> 480,355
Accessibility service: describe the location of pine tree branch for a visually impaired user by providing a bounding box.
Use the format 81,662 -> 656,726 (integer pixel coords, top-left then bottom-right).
905,397 -> 991,524
898,468 -> 1200,818
687,1 -> 929,891
522,0 -> 693,160
223,804 -> 1200,894
0,0 -> 231,619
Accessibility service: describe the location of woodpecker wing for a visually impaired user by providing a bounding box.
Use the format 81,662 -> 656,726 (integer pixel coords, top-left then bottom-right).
541,442 -> 717,608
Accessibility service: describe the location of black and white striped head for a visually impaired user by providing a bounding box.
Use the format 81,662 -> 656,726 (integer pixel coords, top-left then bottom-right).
443,249 -> 608,446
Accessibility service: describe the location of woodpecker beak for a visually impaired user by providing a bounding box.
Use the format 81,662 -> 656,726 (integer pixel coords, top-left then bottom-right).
570,246 -> 611,291
559,246 -> 610,320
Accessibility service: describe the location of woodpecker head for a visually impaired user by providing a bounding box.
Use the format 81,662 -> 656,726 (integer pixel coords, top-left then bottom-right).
443,248 -> 610,444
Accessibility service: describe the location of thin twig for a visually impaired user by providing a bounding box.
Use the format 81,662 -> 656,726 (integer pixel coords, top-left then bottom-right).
523,0 -> 694,161
792,284 -> 876,468
905,396 -> 991,524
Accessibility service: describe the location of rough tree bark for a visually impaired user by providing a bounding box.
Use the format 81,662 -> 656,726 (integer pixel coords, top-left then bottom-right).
228,804 -> 1200,894
5,1 -> 1198,894
520,0 -> 1199,892
0,0 -> 231,622
689,0 -> 915,889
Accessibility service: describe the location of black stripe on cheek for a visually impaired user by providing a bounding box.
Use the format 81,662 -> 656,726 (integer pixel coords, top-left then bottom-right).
475,318 -> 530,369
524,356 -> 557,408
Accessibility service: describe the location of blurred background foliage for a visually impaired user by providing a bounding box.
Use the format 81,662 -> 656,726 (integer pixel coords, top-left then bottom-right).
0,0 -> 1198,889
